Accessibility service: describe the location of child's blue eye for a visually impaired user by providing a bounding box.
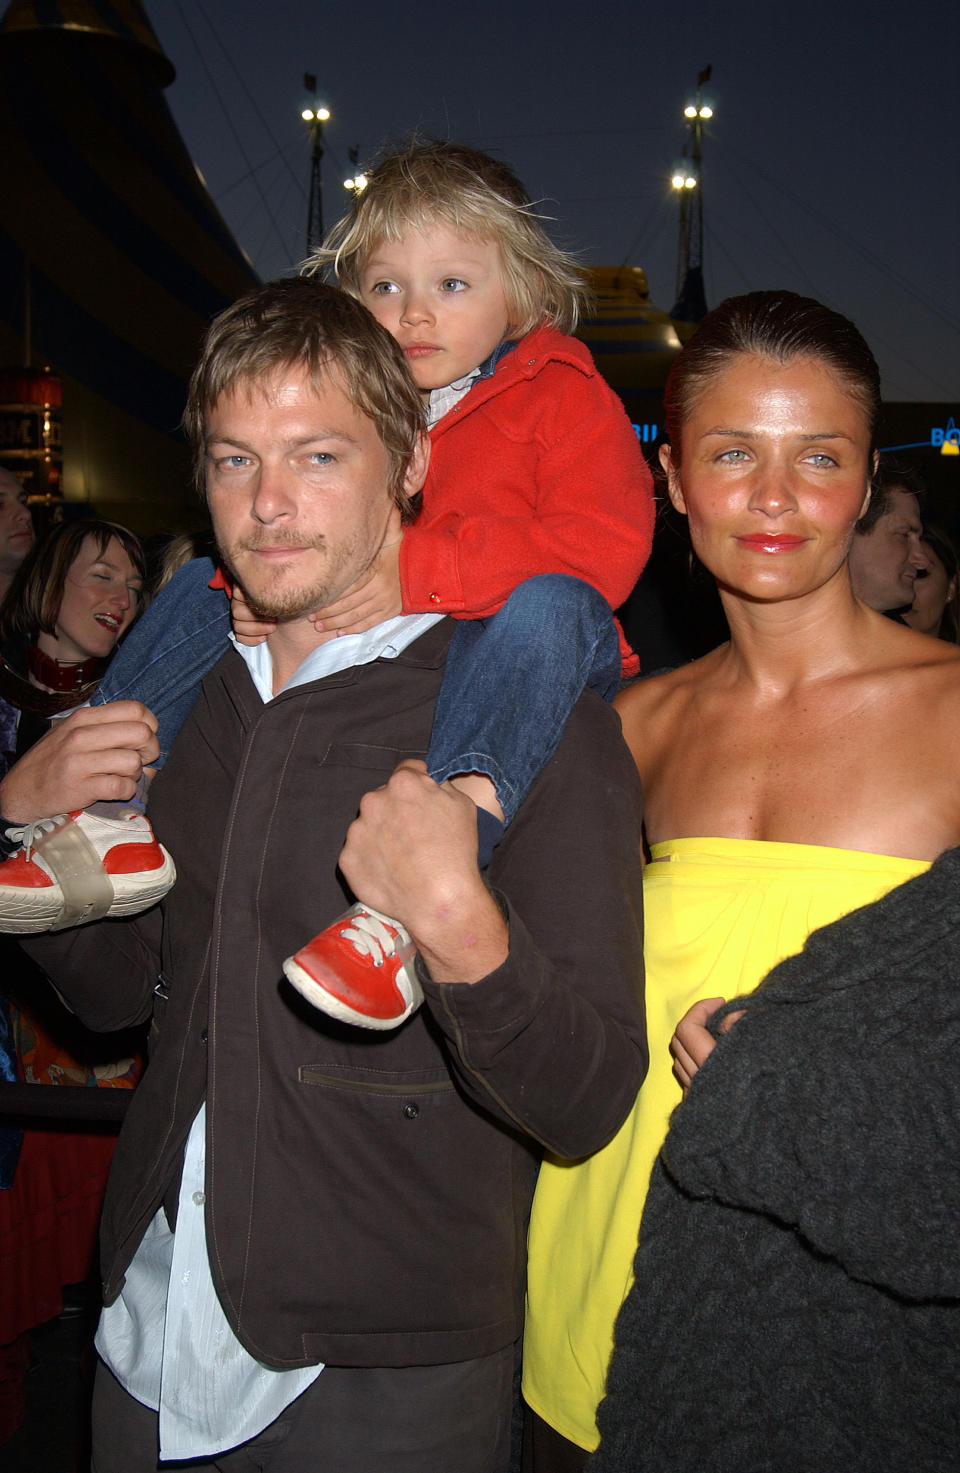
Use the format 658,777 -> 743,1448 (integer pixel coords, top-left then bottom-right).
440,278 -> 468,292
370,281 -> 399,295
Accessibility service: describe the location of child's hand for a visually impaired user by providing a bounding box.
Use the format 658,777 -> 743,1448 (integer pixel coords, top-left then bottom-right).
311,523 -> 404,636
231,587 -> 276,645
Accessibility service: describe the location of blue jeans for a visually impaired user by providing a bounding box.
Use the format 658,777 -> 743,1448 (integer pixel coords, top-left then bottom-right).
427,574 -> 621,826
94,564 -> 620,820
91,557 -> 229,769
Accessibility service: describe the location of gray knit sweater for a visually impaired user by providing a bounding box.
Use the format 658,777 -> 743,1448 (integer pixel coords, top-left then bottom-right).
593,844 -> 960,1473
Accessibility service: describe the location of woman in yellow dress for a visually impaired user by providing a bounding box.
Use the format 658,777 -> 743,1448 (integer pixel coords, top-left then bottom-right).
521,290 -> 960,1471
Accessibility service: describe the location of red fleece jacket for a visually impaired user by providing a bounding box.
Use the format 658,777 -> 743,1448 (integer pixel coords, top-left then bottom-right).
399,325 -> 655,675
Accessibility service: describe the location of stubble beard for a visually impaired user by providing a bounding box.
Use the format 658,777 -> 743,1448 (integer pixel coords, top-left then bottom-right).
218,527 -> 368,621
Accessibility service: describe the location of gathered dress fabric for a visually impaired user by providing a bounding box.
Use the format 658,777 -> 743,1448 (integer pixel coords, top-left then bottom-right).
523,837 -> 929,1453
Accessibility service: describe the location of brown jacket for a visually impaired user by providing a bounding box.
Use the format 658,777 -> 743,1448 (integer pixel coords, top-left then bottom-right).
24,620 -> 646,1368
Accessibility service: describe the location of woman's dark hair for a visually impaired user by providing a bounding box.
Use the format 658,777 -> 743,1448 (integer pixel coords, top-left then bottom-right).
919,524 -> 960,643
663,291 -> 882,465
1,518 -> 145,641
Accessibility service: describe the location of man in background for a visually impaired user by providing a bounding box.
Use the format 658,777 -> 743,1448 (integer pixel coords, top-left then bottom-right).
0,470 -> 34,603
849,461 -> 929,617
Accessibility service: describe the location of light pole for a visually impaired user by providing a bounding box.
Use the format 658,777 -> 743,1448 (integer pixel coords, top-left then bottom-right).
302,85 -> 331,256
670,66 -> 713,324
343,146 -> 368,198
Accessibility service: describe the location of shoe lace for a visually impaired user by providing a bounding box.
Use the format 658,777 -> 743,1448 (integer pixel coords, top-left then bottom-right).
338,911 -> 399,967
6,814 -> 68,859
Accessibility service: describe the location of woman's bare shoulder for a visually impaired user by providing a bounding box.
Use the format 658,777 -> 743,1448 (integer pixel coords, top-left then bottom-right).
614,648 -> 728,767
868,617 -> 960,690
617,648 -> 726,718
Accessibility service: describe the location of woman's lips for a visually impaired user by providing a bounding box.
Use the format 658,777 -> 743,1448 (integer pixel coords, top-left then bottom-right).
736,534 -> 808,552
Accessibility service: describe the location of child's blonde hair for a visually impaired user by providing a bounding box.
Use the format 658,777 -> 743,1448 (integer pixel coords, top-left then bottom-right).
305,139 -> 589,337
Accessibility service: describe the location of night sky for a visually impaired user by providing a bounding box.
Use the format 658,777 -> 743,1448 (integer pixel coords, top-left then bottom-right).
149,0 -> 958,403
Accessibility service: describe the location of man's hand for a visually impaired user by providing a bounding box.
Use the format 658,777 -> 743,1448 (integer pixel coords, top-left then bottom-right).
338,760 -> 508,984
311,517 -> 403,635
670,996 -> 745,1093
0,702 -> 161,824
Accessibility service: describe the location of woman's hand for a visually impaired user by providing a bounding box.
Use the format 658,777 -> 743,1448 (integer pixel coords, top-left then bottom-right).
670,996 -> 745,1093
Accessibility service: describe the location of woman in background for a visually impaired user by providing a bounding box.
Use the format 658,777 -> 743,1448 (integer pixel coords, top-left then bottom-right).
904,523 -> 960,641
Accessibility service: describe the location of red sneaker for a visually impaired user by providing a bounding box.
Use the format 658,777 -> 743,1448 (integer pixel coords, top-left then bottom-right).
0,804 -> 176,934
283,906 -> 423,1030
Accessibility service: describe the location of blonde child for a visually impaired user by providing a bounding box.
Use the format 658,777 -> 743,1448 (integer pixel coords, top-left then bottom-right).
280,140 -> 653,1026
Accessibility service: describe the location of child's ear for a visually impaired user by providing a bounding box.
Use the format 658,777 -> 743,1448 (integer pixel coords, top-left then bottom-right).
660,444 -> 686,515
403,431 -> 431,499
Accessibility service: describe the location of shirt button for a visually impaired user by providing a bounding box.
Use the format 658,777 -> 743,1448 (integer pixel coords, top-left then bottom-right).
402,1103 -> 419,1120
192,1190 -> 205,1206
428,592 -> 440,604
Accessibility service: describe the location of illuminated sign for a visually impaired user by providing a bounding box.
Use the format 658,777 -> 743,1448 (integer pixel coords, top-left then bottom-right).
880,417 -> 960,457
632,423 -> 659,443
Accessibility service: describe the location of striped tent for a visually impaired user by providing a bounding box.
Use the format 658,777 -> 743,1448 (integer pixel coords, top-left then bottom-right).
0,0 -> 259,531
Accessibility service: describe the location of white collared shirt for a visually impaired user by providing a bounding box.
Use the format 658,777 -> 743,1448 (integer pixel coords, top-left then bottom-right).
233,611 -> 443,703
426,367 -> 480,428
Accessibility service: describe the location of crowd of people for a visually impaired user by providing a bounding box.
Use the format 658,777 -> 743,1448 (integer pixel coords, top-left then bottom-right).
0,140 -> 957,1471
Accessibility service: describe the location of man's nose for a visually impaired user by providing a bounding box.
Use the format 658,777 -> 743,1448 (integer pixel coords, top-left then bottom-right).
251,464 -> 296,522
908,538 -> 931,572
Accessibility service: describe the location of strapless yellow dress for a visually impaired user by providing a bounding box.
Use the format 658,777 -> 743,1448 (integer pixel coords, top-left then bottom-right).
522,837 -> 930,1451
